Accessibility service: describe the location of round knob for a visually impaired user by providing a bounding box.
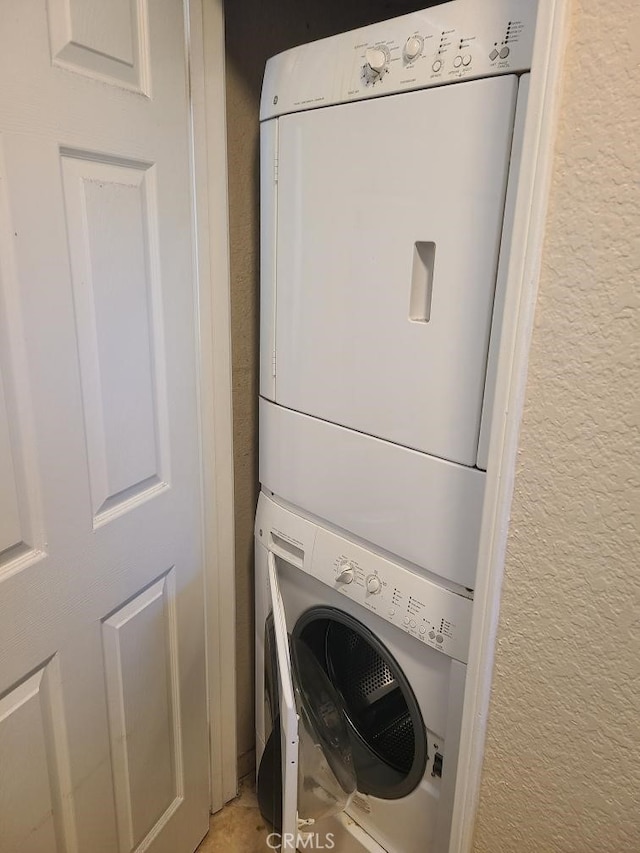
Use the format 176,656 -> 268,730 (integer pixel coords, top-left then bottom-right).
366,574 -> 382,594
404,35 -> 423,62
336,562 -> 354,584
364,46 -> 389,83
365,47 -> 387,73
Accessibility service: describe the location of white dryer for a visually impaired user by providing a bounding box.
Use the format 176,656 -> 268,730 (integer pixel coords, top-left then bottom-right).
255,493 -> 472,853
259,0 -> 536,589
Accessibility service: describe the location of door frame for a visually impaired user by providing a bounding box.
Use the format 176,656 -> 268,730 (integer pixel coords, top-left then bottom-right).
188,0 -> 238,812
449,1 -> 571,850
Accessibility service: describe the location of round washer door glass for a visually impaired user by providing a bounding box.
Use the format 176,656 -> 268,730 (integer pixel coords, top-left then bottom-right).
294,607 -> 427,800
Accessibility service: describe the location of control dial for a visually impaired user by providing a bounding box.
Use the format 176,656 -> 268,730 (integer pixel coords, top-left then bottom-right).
336,561 -> 355,584
404,35 -> 423,63
363,45 -> 390,84
366,574 -> 382,594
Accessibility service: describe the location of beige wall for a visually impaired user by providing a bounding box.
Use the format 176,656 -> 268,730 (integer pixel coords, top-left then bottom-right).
224,0 -> 428,773
473,0 -> 640,849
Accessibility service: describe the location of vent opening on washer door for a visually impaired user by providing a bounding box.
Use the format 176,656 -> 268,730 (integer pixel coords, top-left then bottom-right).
294,606 -> 427,800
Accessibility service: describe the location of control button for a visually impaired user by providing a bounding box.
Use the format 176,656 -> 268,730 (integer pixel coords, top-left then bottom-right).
336,562 -> 355,584
404,617 -> 411,625
489,48 -> 499,61
462,54 -> 472,66
429,630 -> 436,639
404,35 -> 423,62
453,55 -> 462,68
431,59 -> 442,73
388,608 -> 396,617
419,626 -> 426,634
499,46 -> 510,59
366,574 -> 382,594
436,634 -> 444,644
410,620 -> 416,629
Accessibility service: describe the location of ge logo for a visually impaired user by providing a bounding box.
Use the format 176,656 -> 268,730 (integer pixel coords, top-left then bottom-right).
273,95 -> 279,105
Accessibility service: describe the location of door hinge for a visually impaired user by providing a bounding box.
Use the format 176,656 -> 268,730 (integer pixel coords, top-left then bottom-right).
272,349 -> 277,377
274,155 -> 279,184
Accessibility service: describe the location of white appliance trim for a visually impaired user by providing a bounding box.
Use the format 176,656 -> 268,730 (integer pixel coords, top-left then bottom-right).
189,0 -> 238,811
450,1 -> 571,850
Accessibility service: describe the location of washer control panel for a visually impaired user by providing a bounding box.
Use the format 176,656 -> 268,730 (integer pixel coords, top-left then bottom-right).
256,492 -> 474,664
313,526 -> 473,664
261,0 -> 536,120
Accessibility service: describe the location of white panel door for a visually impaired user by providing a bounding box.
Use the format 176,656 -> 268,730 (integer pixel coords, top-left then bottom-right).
0,2 -> 209,852
274,76 -> 518,467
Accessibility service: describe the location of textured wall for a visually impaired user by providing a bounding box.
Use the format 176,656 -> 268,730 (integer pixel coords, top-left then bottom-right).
224,0 -> 429,773
473,0 -> 640,850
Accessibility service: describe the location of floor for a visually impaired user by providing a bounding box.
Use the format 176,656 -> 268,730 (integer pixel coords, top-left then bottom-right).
197,776 -> 272,853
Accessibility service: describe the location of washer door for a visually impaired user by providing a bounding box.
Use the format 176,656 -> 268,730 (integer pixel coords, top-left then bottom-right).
259,554 -> 356,848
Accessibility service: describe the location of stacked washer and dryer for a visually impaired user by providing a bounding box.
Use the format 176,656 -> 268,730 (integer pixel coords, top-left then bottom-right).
254,2 -> 537,851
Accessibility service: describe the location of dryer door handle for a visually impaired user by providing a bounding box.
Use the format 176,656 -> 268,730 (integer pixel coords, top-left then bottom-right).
409,241 -> 436,323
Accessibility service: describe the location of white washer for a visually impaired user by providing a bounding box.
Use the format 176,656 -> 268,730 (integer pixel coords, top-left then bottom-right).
259,0 -> 535,590
255,493 -> 472,853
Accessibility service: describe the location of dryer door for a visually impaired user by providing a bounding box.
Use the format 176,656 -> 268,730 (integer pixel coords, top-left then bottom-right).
269,74 -> 519,467
263,554 -> 356,849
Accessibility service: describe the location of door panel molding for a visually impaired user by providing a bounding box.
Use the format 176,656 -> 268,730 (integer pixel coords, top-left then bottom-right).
47,0 -> 152,95
0,655 -> 78,853
102,571 -> 183,852
60,152 -> 171,525
0,137 -> 45,577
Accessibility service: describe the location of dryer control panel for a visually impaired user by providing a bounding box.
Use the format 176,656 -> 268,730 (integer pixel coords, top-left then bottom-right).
256,493 -> 473,665
261,0 -> 536,119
